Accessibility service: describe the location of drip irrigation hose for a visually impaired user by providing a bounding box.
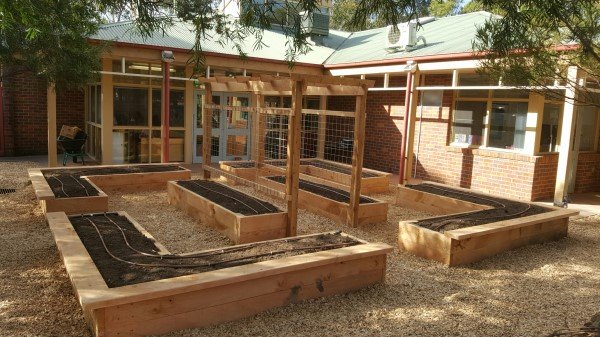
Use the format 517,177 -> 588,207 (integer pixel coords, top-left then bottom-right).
48,176 -> 68,198
69,174 -> 90,197
99,213 -> 266,259
82,216 -> 354,269
413,184 -> 533,231
189,180 -> 277,214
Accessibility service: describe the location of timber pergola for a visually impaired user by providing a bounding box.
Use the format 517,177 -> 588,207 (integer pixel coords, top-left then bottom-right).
196,73 -> 374,234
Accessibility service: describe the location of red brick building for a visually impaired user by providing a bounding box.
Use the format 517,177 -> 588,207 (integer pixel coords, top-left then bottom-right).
1,12 -> 598,204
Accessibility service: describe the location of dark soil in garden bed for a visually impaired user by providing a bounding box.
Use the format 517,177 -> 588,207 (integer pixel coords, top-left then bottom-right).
407,183 -> 551,232
177,180 -> 280,215
267,176 -> 376,204
70,213 -> 361,288
43,165 -> 184,198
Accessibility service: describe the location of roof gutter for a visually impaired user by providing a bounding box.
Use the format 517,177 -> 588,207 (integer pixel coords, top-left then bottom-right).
324,52 -> 481,69
324,44 -> 580,69
88,39 -> 324,69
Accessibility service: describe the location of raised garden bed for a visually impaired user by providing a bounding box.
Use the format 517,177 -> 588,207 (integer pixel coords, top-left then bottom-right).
397,182 -> 579,266
29,164 -> 191,214
221,158 -> 391,194
259,176 -> 388,226
167,180 -> 288,244
46,211 -> 392,337
302,159 -> 391,194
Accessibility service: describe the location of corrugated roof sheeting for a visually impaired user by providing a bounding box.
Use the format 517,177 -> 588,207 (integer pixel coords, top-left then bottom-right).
93,20 -> 350,64
91,12 -> 493,66
324,12 -> 492,65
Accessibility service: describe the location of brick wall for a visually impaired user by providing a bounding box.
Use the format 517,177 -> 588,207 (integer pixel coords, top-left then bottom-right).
1,70 -> 85,156
358,72 -> 600,201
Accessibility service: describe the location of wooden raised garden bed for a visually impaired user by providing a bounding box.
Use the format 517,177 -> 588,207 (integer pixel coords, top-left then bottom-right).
301,159 -> 391,194
396,182 -> 579,266
259,176 -> 388,225
29,164 -> 191,214
167,180 -> 288,244
46,211 -> 392,337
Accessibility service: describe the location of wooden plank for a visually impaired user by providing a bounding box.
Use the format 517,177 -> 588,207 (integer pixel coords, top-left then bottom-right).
285,80 -> 303,237
553,65 -> 580,204
202,83 -> 213,179
445,208 -> 578,240
404,71 -> 421,183
167,181 -> 287,244
449,218 -> 569,266
302,108 -> 355,117
100,58 -> 113,164
47,84 -> 58,167
396,185 -> 492,215
398,221 -> 451,265
316,96 -> 327,159
348,87 -> 368,227
184,66 -> 194,164
86,170 -> 191,192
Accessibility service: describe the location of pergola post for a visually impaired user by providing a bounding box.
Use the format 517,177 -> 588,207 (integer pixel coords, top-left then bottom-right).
316,95 -> 327,159
100,58 -> 113,165
202,83 -> 213,179
47,84 -> 58,167
348,85 -> 368,227
285,80 -> 304,237
161,61 -> 171,163
183,66 -> 194,164
553,66 -> 580,205
404,68 -> 421,183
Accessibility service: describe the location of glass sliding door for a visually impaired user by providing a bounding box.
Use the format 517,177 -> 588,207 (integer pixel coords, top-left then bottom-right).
192,92 -> 252,163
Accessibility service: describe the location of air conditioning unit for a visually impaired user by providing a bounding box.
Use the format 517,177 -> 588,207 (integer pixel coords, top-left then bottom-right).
385,22 -> 417,50
300,11 -> 330,36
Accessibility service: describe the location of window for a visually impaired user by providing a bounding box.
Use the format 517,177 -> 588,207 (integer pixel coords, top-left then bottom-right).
420,90 -> 443,107
151,90 -> 185,127
457,73 -> 492,98
488,102 -> 528,150
539,104 -> 561,153
451,101 -> 486,145
578,106 -> 599,151
113,88 -> 148,126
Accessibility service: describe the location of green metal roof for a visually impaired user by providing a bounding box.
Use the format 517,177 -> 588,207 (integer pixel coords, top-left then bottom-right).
324,11 -> 494,65
91,11 -> 493,66
92,20 -> 350,65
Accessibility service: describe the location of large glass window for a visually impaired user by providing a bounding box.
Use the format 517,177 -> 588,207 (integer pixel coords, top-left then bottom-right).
578,106 -> 599,151
458,73 -> 492,98
451,101 -> 486,145
113,88 -> 148,126
151,89 -> 185,127
539,103 -> 562,153
488,102 -> 528,150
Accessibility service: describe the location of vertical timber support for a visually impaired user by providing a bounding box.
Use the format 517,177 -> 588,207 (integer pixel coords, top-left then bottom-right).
161,61 -> 171,163
184,66 -> 194,164
202,83 -> 213,179
317,95 -> 327,159
101,58 -> 113,165
252,93 -> 263,182
348,85 -> 368,227
554,66 -> 580,206
404,68 -> 421,183
286,80 -> 304,237
47,84 -> 58,167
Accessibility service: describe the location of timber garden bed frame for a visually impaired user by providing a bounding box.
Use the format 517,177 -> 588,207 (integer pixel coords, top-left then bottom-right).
29,164 -> 191,214
219,158 -> 391,194
259,176 -> 388,226
199,74 -> 375,236
46,211 -> 392,337
396,182 -> 579,266
167,180 -> 288,244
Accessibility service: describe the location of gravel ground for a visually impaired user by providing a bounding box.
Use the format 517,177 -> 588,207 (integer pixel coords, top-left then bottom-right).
1,162 -> 599,337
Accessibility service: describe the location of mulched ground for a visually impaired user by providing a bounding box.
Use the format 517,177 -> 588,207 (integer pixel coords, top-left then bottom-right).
70,212 -> 359,288
43,165 -> 184,198
177,180 -> 280,215
267,176 -> 375,204
408,183 -> 550,232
